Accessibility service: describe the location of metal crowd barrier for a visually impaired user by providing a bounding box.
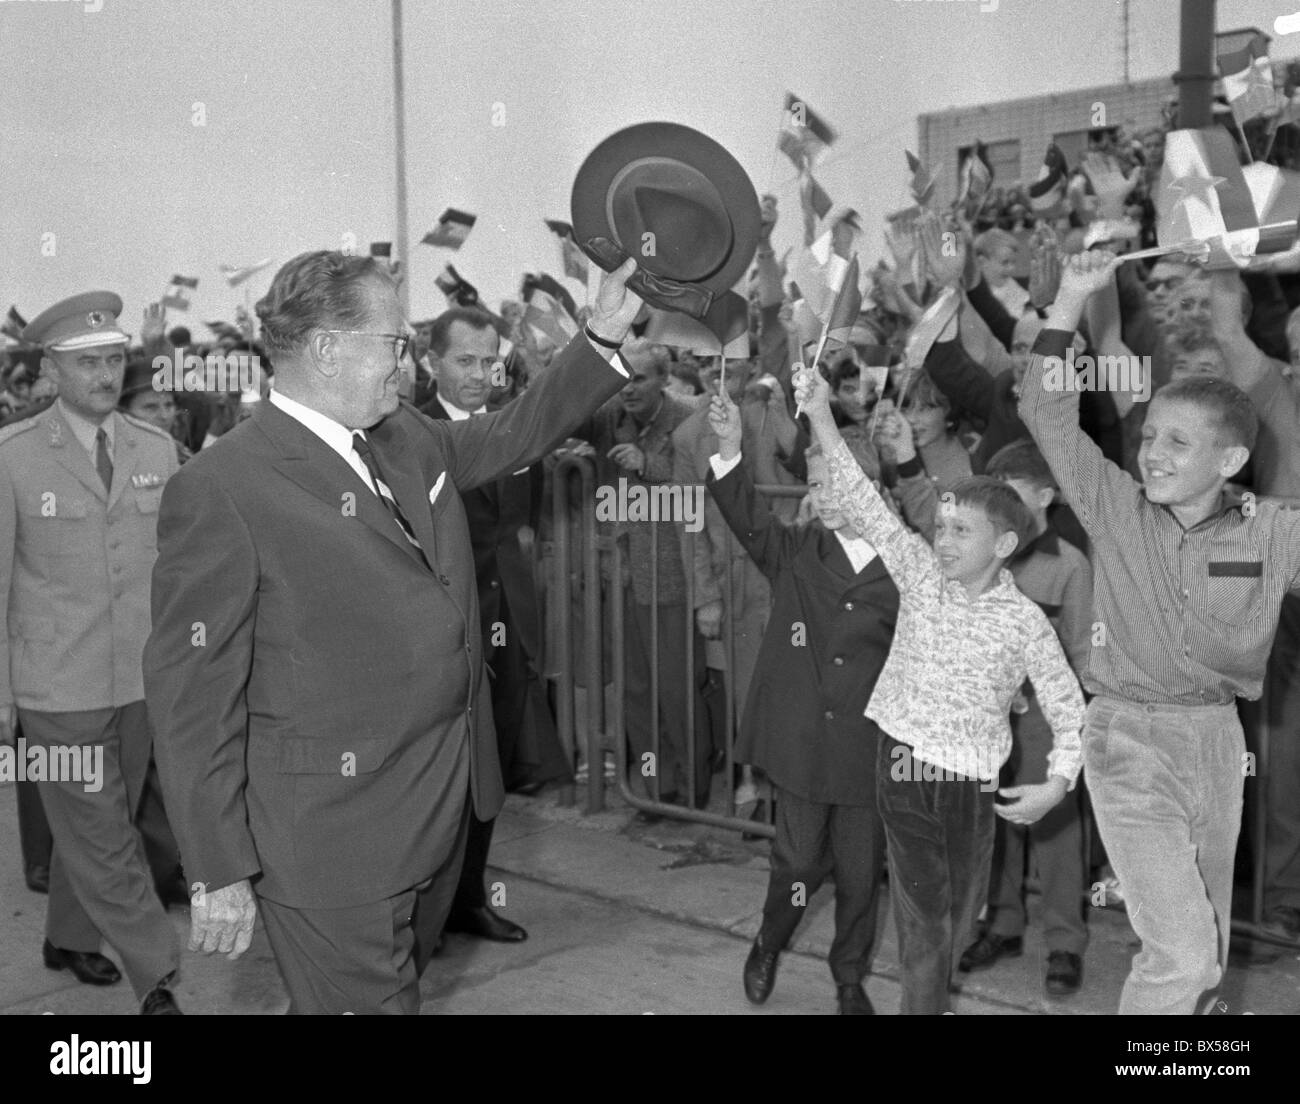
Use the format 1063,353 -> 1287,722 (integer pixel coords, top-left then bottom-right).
547,456 -> 1300,949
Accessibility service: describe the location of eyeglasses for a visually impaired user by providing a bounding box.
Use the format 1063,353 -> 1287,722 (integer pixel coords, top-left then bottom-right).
322,331 -> 410,361
1145,278 -> 1181,293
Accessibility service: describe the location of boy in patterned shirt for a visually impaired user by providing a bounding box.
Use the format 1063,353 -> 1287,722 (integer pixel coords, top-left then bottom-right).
793,367 -> 1085,1015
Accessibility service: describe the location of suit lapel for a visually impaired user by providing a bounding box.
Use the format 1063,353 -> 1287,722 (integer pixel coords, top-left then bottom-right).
253,402 -> 424,567
365,421 -> 441,569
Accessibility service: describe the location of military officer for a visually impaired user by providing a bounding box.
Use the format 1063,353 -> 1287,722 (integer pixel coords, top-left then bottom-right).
0,292 -> 182,1014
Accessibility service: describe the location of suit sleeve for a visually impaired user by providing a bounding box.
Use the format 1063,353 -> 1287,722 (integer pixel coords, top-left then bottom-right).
925,337 -> 994,424
1017,329 -> 1143,542
706,453 -> 798,580
143,465 -> 261,895
672,425 -> 720,609
1022,607 -> 1085,787
428,333 -> 628,492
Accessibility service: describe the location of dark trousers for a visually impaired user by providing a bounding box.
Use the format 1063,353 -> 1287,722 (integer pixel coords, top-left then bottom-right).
17,738 -> 179,885
760,785 -> 886,985
450,598 -> 566,919
986,702 -> 1087,954
411,796 -> 475,974
21,702 -> 179,999
877,736 -> 996,1015
259,885 -> 424,1015
624,597 -> 711,806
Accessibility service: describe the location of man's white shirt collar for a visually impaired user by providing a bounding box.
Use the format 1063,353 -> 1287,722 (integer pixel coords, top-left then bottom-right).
269,390 -> 359,465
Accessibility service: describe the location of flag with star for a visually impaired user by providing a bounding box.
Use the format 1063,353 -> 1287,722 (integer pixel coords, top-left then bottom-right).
1157,128 -> 1259,268
1027,142 -> 1069,215
1219,32 -> 1276,126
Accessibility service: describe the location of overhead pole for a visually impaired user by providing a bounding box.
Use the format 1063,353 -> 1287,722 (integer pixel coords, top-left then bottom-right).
1175,0 -> 1217,129
392,0 -> 411,320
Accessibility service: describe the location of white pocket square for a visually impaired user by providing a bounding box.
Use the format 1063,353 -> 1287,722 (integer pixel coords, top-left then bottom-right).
429,472 -> 446,505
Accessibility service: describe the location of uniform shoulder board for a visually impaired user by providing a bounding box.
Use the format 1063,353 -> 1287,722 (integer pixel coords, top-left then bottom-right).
120,411 -> 179,443
0,417 -> 43,448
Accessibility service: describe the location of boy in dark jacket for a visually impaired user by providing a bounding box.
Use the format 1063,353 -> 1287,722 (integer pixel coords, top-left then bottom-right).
705,389 -> 900,1015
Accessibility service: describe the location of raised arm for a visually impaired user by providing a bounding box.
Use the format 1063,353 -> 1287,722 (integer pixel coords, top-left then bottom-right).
793,365 -> 934,588
1017,251 -> 1143,539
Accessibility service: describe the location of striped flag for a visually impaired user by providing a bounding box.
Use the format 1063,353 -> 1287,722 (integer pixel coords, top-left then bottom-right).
220,258 -> 274,287
434,264 -> 479,307
957,142 -> 992,213
2,305 -> 27,342
818,255 -> 861,353
544,219 -> 590,282
778,92 -> 838,171
170,274 -> 199,289
161,291 -> 191,311
1219,32 -> 1275,126
1028,143 -> 1069,215
1157,128 -> 1259,269
523,289 -> 578,348
421,208 -> 476,250
906,150 -> 936,207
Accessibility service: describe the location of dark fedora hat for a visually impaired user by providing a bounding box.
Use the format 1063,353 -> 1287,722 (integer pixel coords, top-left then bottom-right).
571,122 -> 761,324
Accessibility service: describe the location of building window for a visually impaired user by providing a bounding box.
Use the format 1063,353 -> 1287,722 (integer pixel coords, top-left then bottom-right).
1052,127 -> 1120,172
959,139 -> 1021,189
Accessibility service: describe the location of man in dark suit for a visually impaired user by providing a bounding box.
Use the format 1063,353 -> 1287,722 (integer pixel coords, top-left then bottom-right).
143,250 -> 641,1014
705,390 -> 899,1015
417,306 -> 570,946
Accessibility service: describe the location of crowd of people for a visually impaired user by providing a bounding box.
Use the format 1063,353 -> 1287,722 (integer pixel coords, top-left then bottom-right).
4,106 -> 1300,1017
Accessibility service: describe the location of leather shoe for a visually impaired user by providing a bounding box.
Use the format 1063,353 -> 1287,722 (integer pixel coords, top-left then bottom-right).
140,977 -> 183,1015
958,932 -> 1022,973
25,864 -> 49,894
444,906 -> 527,943
742,934 -> 780,1004
1045,950 -> 1082,996
836,983 -> 875,1015
42,940 -> 121,986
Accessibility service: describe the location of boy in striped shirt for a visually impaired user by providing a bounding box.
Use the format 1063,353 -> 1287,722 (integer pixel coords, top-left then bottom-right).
1020,250 -> 1300,1014
792,368 -> 1085,1015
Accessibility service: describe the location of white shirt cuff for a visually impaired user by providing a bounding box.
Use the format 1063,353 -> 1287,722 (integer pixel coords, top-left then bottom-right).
709,451 -> 742,480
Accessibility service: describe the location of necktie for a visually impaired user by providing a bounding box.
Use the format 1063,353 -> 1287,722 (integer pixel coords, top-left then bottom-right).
95,427 -> 113,492
351,432 -> 424,554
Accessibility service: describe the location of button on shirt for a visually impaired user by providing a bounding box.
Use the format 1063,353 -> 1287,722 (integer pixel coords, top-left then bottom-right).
820,436 -> 1085,786
1020,329 -> 1300,705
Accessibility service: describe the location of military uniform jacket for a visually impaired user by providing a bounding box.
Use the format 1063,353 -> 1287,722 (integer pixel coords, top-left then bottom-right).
708,460 -> 900,806
0,403 -> 178,711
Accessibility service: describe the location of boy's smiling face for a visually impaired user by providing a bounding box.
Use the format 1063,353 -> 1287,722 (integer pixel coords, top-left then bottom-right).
933,498 -> 1018,588
1139,396 -> 1246,509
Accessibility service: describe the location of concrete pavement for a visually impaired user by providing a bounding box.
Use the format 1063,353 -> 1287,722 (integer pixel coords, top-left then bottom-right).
2,781 -> 1298,1014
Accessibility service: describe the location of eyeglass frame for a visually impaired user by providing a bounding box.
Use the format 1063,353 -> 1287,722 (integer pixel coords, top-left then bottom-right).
320,330 -> 410,361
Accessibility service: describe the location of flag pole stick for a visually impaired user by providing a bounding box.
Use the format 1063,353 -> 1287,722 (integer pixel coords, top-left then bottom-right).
1232,112 -> 1254,162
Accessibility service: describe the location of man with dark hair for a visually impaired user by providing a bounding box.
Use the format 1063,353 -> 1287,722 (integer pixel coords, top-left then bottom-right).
415,305 -> 570,950
144,251 -> 643,1014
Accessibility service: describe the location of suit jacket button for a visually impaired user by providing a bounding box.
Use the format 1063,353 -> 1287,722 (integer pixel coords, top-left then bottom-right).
489,579 -> 500,589
843,601 -> 854,611
823,710 -> 834,720
833,656 -> 845,666
439,573 -> 451,585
